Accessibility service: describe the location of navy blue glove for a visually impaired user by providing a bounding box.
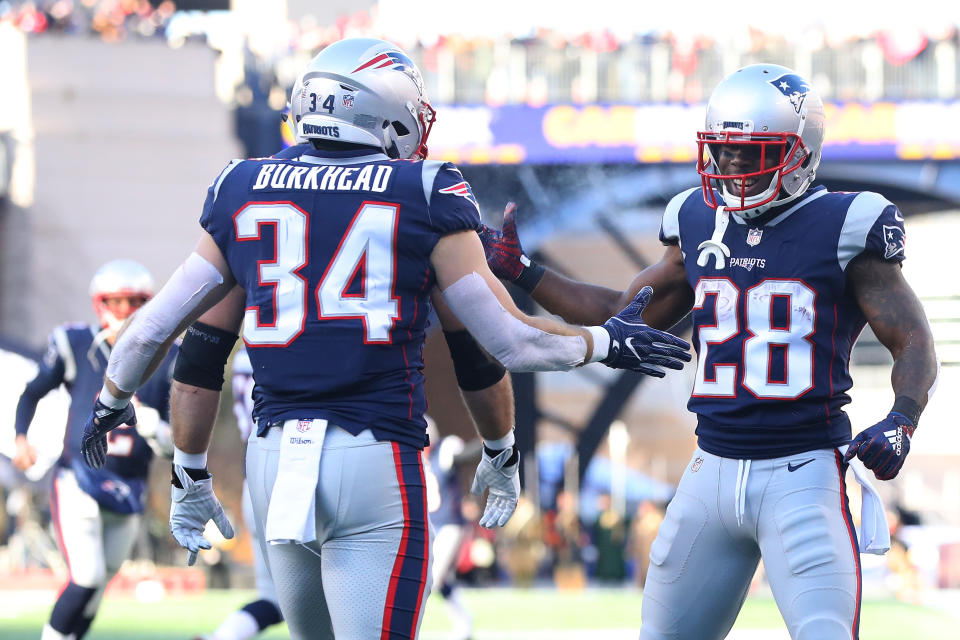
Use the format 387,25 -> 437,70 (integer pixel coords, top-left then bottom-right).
81,398 -> 137,469
601,286 -> 692,376
843,412 -> 916,481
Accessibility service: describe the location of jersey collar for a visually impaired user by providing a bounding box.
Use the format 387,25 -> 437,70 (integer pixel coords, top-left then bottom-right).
730,186 -> 828,227
294,147 -> 390,165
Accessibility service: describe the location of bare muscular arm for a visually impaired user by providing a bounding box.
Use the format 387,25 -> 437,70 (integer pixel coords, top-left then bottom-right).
169,285 -> 246,455
529,244 -> 694,330
847,255 -> 937,409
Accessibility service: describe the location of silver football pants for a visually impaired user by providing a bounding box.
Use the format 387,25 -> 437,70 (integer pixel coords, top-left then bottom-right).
639,446 -> 861,640
246,424 -> 433,640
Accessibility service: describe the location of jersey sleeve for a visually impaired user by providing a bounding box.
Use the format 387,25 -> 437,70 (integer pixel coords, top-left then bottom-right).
198,159 -> 245,254
422,161 -> 482,234
14,329 -> 68,435
837,191 -> 905,271
659,187 -> 700,248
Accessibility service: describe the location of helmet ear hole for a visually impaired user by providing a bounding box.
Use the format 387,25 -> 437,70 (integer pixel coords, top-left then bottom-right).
391,121 -> 410,136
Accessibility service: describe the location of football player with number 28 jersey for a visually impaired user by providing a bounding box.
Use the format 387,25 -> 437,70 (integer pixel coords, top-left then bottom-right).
77,38 -> 691,640
480,64 -> 939,639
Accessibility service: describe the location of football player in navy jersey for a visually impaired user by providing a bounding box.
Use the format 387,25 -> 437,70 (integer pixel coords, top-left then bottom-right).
77,38 -> 690,640
12,259 -> 176,640
479,64 -> 939,640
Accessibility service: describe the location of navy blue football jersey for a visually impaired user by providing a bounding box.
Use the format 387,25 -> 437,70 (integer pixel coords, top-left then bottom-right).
200,147 -> 482,449
15,324 -> 177,511
660,186 -> 907,458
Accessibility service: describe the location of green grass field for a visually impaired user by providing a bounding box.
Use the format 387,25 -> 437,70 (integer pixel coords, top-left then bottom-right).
1,588 -> 955,639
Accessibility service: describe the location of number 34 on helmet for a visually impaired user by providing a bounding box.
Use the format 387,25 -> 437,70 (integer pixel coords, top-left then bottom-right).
286,38 -> 436,161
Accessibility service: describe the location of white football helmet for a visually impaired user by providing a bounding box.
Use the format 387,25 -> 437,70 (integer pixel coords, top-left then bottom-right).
89,259 -> 154,330
697,64 -> 825,217
288,38 -> 436,160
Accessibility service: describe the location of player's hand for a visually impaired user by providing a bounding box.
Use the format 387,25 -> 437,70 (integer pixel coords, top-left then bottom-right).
478,202 -> 531,281
80,399 -> 137,469
471,443 -> 521,528
601,286 -> 692,376
844,412 -> 916,480
12,435 -> 37,472
169,464 -> 234,566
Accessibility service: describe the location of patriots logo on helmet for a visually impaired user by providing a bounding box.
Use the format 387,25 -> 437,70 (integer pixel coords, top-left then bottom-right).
882,224 -> 905,259
352,50 -> 425,93
770,74 -> 811,114
439,181 -> 480,209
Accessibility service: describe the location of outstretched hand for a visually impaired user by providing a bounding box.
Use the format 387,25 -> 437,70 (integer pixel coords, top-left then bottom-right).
471,443 -> 521,528
601,286 -> 692,376
478,202 -> 528,281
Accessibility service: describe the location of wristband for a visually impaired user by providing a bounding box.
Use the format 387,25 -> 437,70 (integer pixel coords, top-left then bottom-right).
174,446 -> 208,469
98,385 -> 129,410
484,429 -> 515,451
891,396 -> 922,427
514,260 -> 545,293
585,326 -> 611,363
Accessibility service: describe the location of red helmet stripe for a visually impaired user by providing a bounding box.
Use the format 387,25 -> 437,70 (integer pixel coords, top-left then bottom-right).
352,53 -> 390,73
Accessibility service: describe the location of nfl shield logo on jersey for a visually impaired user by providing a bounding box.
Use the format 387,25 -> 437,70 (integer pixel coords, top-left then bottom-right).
747,228 -> 763,246
297,419 -> 312,433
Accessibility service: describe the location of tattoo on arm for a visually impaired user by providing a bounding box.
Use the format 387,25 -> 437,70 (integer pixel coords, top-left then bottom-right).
848,255 -> 937,409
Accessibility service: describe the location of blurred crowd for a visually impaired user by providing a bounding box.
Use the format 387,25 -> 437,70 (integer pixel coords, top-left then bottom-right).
5,1 -> 960,105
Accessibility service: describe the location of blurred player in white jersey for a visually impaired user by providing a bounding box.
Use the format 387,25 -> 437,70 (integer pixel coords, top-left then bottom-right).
193,348 -> 282,640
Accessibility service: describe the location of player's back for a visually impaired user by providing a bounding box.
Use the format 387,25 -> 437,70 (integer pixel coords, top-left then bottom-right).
201,146 -> 482,448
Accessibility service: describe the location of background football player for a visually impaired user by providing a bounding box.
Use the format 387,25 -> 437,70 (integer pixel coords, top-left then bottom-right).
479,64 -> 939,639
12,259 -> 176,640
77,38 -> 691,640
423,416 -> 475,640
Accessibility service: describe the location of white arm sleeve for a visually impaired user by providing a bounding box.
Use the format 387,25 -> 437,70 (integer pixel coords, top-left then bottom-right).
106,252 -> 224,392
442,272 -> 600,372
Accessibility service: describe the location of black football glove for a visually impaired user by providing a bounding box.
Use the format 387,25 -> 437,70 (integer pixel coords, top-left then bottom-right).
844,412 -> 916,480
81,399 -> 137,469
601,286 -> 692,376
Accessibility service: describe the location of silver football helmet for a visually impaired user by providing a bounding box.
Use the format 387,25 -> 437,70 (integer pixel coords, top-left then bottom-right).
697,64 -> 825,217
89,259 -> 154,330
288,38 -> 436,160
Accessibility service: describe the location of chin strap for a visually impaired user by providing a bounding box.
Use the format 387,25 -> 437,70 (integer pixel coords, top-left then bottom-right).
697,205 -> 731,269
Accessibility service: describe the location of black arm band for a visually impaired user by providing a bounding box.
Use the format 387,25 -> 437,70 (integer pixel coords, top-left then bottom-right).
443,330 -> 507,391
172,322 -> 239,390
171,464 -> 211,488
891,396 -> 922,426
514,260 -> 546,293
